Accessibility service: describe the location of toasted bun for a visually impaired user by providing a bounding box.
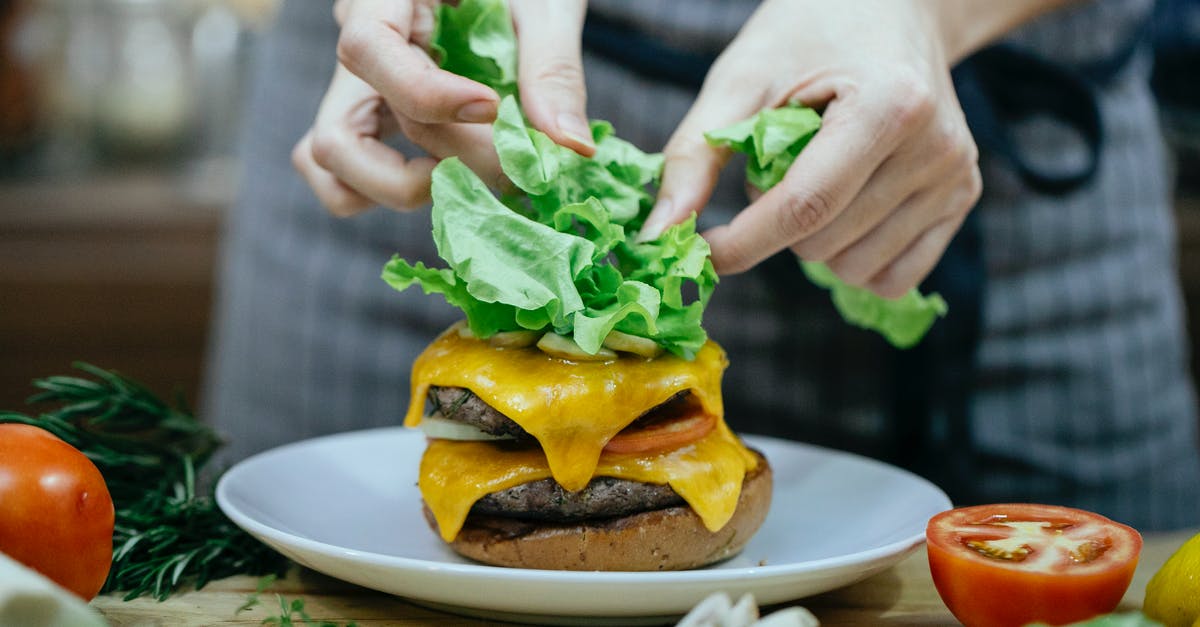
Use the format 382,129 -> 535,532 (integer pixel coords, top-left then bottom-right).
424,450 -> 772,571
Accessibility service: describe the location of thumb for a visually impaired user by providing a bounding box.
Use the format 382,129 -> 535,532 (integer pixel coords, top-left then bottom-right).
510,0 -> 593,156
639,65 -> 762,241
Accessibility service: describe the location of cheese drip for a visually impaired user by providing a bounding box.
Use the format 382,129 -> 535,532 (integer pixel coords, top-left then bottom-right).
405,327 -> 728,491
420,421 -> 758,541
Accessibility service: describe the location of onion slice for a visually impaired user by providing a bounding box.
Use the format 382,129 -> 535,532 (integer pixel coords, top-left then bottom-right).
418,413 -> 513,441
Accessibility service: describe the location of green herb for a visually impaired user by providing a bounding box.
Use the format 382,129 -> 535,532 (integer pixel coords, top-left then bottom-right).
259,596 -> 357,627
383,0 -> 715,359
1026,612 -> 1164,627
705,105 -> 948,348
0,363 -> 288,600
237,574 -> 279,614
238,576 -> 358,627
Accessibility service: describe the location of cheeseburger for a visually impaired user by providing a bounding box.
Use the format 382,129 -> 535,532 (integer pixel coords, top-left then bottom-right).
382,0 -> 769,570
402,324 -> 771,571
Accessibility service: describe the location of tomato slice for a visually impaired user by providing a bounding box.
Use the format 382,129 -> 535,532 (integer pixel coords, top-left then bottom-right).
926,503 -> 1142,627
603,400 -> 716,455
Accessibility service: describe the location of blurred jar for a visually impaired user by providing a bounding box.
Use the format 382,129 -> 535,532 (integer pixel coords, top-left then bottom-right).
11,0 -> 276,172
0,0 -> 40,165
92,0 -> 194,155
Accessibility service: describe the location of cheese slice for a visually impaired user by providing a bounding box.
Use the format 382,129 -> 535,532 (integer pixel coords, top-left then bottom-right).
405,327 -> 728,491
420,421 -> 758,541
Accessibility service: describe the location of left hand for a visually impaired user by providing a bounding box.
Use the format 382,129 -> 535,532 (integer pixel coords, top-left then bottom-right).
643,0 -> 982,298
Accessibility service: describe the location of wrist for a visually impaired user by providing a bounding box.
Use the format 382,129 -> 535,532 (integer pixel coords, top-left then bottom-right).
923,0 -> 1083,64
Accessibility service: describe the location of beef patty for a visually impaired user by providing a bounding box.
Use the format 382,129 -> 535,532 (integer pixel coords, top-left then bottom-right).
428,386 -> 690,439
428,385 -> 693,521
471,476 -> 685,521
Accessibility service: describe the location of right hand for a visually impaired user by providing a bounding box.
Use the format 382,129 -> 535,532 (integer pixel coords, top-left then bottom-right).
293,0 -> 593,217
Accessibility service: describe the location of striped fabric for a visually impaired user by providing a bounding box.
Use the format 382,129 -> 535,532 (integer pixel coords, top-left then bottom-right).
203,0 -> 1200,530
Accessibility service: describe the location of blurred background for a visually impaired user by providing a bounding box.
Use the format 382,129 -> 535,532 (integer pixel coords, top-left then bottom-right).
0,0 -> 1197,412
0,0 -> 277,408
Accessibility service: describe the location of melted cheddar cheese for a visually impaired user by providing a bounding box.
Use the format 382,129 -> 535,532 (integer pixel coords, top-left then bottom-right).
420,421 -> 758,541
405,327 -> 729,491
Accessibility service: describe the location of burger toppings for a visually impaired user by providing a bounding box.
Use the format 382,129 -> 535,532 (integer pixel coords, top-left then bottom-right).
419,418 -> 756,542
427,386 -> 696,446
602,394 -> 716,455
405,328 -> 730,492
382,1 -> 717,360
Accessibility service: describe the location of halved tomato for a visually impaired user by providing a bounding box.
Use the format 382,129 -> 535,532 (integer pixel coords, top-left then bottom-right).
926,504 -> 1142,627
603,402 -> 716,455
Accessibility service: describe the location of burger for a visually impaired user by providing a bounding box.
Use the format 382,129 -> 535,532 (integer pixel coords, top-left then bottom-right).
401,323 -> 771,570
378,97 -> 772,570
381,0 -> 769,569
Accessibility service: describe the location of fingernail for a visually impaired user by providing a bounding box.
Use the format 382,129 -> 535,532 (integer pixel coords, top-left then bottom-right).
636,200 -> 673,243
556,113 -> 594,149
456,100 -> 496,123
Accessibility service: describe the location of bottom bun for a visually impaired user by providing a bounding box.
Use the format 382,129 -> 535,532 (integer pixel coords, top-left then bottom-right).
424,450 -> 772,571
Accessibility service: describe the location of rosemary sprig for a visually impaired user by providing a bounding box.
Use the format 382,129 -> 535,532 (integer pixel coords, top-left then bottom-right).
239,576 -> 359,627
0,362 -> 288,600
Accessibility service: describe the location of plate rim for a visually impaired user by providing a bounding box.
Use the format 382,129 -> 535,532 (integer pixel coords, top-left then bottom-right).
216,426 -> 950,585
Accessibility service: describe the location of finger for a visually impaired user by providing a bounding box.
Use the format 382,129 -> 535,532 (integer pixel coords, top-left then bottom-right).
640,58 -> 767,241
510,0 -> 592,156
337,0 -> 499,124
292,131 -> 375,217
789,156 -> 925,264
823,167 -> 980,293
309,66 -> 437,211
794,109 -> 979,262
397,117 -> 504,186
702,97 -> 916,275
866,214 -> 966,299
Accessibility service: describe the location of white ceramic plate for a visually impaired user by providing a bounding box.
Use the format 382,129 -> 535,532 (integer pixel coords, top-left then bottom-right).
216,428 -> 950,625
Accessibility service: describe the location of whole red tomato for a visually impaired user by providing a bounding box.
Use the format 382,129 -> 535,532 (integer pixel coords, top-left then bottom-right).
0,423 -> 114,599
927,503 -> 1141,627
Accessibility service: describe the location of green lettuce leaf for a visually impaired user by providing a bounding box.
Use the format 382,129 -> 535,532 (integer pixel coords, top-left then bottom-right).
429,0 -> 516,98
382,0 -> 713,359
380,258 -> 519,337
430,157 -> 593,331
802,262 -> 947,349
590,120 -> 665,188
706,104 -> 947,348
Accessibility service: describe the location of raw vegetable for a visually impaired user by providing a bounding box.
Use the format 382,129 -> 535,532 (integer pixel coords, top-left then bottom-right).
0,363 -> 288,601
603,411 -> 716,455
418,415 -> 513,441
0,424 -> 114,600
382,0 -> 715,360
1026,612 -> 1164,627
926,504 -> 1142,627
1143,530 -> 1200,627
706,105 -> 947,348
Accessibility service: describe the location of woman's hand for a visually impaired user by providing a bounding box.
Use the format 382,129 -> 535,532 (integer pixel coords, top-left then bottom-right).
293,0 -> 592,217
643,0 -> 984,298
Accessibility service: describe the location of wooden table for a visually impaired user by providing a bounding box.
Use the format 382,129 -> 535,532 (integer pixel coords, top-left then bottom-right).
92,530 -> 1192,626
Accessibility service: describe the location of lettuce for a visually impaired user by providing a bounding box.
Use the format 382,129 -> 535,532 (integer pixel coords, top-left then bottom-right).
389,0 -> 939,355
429,0 -> 517,99
705,105 -> 947,348
383,0 -> 714,359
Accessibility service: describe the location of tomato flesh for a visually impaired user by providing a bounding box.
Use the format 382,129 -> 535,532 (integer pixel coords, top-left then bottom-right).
603,399 -> 716,455
926,504 -> 1142,627
0,424 -> 114,600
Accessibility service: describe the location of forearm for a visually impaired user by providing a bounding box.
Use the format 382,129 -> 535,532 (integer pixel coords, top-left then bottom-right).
927,0 -> 1087,63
